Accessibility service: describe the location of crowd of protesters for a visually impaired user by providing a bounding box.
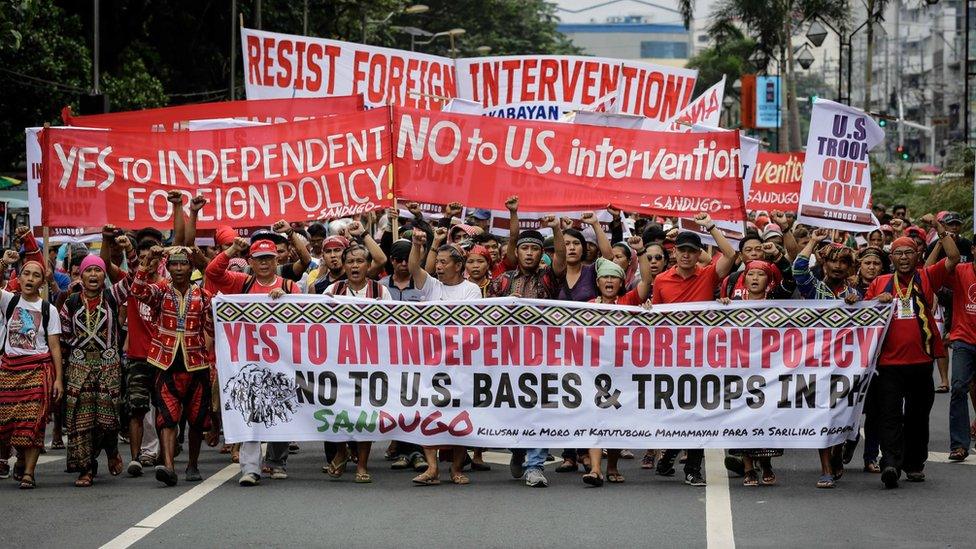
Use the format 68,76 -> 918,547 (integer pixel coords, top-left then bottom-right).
0,190 -> 971,492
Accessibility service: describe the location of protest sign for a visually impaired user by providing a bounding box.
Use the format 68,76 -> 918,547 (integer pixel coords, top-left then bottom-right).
242,28 -> 455,109
214,296 -> 891,448
61,96 -> 364,131
664,76 -> 725,132
748,152 -> 804,213
797,99 -> 883,232
393,107 -> 746,221
456,55 -> 696,122
39,108 -> 393,229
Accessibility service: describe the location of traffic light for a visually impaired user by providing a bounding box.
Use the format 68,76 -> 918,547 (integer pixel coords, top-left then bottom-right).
896,145 -> 909,161
878,118 -> 887,128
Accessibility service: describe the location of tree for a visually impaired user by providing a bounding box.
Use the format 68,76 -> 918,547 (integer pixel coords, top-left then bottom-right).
0,0 -> 91,170
686,23 -> 758,98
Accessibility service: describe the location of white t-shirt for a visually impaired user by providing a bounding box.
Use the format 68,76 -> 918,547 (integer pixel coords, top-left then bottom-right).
0,290 -> 61,356
418,276 -> 482,302
324,281 -> 392,301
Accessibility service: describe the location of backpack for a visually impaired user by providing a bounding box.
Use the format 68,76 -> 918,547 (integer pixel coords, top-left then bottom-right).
3,294 -> 51,348
331,279 -> 382,299
241,276 -> 294,295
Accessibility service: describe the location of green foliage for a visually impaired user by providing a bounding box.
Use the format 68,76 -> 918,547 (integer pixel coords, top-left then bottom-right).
0,0 -> 90,169
102,49 -> 168,112
685,25 -> 756,96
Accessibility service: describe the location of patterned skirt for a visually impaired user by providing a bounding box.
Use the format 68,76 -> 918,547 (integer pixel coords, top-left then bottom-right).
729,448 -> 784,458
65,348 -> 121,472
0,353 -> 54,449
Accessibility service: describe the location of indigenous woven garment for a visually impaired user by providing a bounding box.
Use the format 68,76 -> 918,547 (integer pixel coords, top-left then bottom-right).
60,292 -> 123,472
0,353 -> 54,448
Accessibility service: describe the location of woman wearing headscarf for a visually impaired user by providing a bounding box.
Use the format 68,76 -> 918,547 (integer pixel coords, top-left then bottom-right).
852,247 -> 890,298
59,255 -> 130,486
581,237 -> 652,486
720,260 -> 785,486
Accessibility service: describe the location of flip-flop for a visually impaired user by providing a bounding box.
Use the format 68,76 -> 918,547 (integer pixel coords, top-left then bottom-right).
19,473 -> 35,490
412,471 -> 441,486
816,474 -> 835,489
935,385 -> 949,393
355,471 -> 372,484
74,472 -> 93,487
761,469 -> 776,485
582,472 -> 604,487
607,472 -> 625,483
325,457 -> 349,478
743,470 -> 759,487
108,454 -> 124,476
451,473 -> 470,485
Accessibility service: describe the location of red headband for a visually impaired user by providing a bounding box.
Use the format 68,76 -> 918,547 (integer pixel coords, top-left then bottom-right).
744,260 -> 782,293
890,236 -> 917,251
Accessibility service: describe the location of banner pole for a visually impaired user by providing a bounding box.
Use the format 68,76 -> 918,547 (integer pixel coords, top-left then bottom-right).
41,226 -> 50,300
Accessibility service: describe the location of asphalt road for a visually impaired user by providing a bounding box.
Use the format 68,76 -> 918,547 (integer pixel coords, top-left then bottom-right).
5,380 -> 975,549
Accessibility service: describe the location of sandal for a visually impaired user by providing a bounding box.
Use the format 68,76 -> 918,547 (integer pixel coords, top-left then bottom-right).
108,453 -> 124,476
19,473 -> 35,490
640,451 -> 656,469
50,439 -> 65,450
743,470 -> 759,487
607,472 -> 625,483
451,473 -> 470,485
581,456 -> 592,473
582,471 -> 604,486
325,457 -> 349,479
75,471 -> 94,487
949,448 -> 969,462
761,468 -> 776,486
555,459 -> 578,473
935,384 -> 949,393
231,447 -> 240,463
355,471 -> 372,484
219,444 -> 233,455
412,471 -> 441,486
863,461 -> 881,473
816,474 -> 835,489
12,460 -> 25,482
0,459 -> 9,479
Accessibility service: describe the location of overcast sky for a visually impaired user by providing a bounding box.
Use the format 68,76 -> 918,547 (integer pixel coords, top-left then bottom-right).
553,0 -> 717,26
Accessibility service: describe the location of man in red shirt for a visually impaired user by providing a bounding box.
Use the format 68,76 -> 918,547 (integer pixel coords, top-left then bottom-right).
943,243 -> 976,461
865,230 -> 959,488
205,236 -> 300,486
651,213 -> 737,487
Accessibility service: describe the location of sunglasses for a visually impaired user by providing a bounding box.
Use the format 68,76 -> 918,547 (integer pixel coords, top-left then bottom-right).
647,254 -> 665,261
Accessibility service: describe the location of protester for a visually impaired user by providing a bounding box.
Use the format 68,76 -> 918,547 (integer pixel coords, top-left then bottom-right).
0,260 -> 63,489
59,255 -> 129,486
866,226 -> 960,489
489,202 -> 567,488
945,241 -> 976,461
651,213 -> 738,487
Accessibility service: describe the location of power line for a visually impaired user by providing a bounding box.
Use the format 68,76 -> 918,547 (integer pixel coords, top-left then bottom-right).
0,67 -> 87,93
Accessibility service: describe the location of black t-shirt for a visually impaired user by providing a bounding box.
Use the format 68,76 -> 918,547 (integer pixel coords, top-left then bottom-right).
926,237 -> 972,264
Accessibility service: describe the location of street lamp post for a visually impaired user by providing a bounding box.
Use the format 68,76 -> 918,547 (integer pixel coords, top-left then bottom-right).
362,3 -> 429,43
806,15 -> 877,106
413,28 -> 466,57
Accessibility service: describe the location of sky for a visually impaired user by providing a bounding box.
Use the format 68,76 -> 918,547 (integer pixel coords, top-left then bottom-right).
552,0 -> 717,26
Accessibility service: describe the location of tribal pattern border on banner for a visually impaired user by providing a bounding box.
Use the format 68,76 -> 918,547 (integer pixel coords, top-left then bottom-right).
214,297 -> 891,331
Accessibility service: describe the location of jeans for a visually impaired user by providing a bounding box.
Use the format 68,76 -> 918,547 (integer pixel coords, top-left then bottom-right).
877,363 -> 935,473
263,442 -> 290,468
511,448 -> 548,470
949,342 -> 976,451
240,441 -> 262,476
661,449 -> 703,475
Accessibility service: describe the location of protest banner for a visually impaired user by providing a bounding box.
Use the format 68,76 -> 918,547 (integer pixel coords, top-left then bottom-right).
485,209 -> 628,238
797,99 -> 883,232
457,55 -> 696,122
664,76 -> 725,132
748,152 -> 804,213
214,295 -> 892,448
39,108 -> 394,229
393,107 -> 746,221
61,96 -> 364,131
242,27 -> 455,109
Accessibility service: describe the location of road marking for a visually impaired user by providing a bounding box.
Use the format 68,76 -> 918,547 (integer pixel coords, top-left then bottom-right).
482,451 -> 511,466
704,449 -> 735,549
928,451 -> 976,465
99,462 -> 239,549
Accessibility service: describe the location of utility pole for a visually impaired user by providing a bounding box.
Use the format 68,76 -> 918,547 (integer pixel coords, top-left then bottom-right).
230,0 -> 237,100
92,0 -> 100,94
895,0 -> 904,148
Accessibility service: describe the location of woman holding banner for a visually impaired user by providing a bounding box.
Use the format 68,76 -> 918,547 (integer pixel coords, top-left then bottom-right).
581,237 -> 653,487
719,260 -> 786,486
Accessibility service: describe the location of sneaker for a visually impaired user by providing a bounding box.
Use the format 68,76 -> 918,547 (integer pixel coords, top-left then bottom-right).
410,453 -> 428,472
724,455 -> 745,477
127,460 -> 143,477
390,456 -> 410,470
656,455 -> 676,477
239,472 -> 260,487
509,451 -> 526,479
288,443 -> 300,455
684,472 -> 706,486
270,467 -> 288,480
185,466 -> 203,482
905,471 -> 925,482
881,466 -> 899,489
154,466 -> 178,487
524,467 -> 548,487
640,452 -> 656,470
138,453 -> 156,467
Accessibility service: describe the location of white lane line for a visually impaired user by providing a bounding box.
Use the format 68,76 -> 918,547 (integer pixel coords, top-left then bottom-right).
928,451 -> 976,465
704,449 -> 735,549
482,451 -> 511,466
99,462 -> 239,549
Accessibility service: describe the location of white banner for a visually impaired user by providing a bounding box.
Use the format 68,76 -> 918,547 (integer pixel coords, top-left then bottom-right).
797,99 -> 883,232
214,296 -> 890,448
456,55 -> 697,122
241,27 -> 456,109
665,76 -> 725,132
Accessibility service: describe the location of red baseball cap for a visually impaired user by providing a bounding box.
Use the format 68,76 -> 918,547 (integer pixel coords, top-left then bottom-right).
249,240 -> 278,258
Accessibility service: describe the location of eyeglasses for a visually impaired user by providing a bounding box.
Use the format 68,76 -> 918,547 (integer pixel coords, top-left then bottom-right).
647,254 -> 665,261
890,250 -> 916,258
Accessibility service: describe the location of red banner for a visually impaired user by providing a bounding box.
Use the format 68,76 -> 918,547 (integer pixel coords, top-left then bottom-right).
40,108 -> 393,229
747,152 -> 804,213
61,95 -> 364,131
393,107 -> 745,220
